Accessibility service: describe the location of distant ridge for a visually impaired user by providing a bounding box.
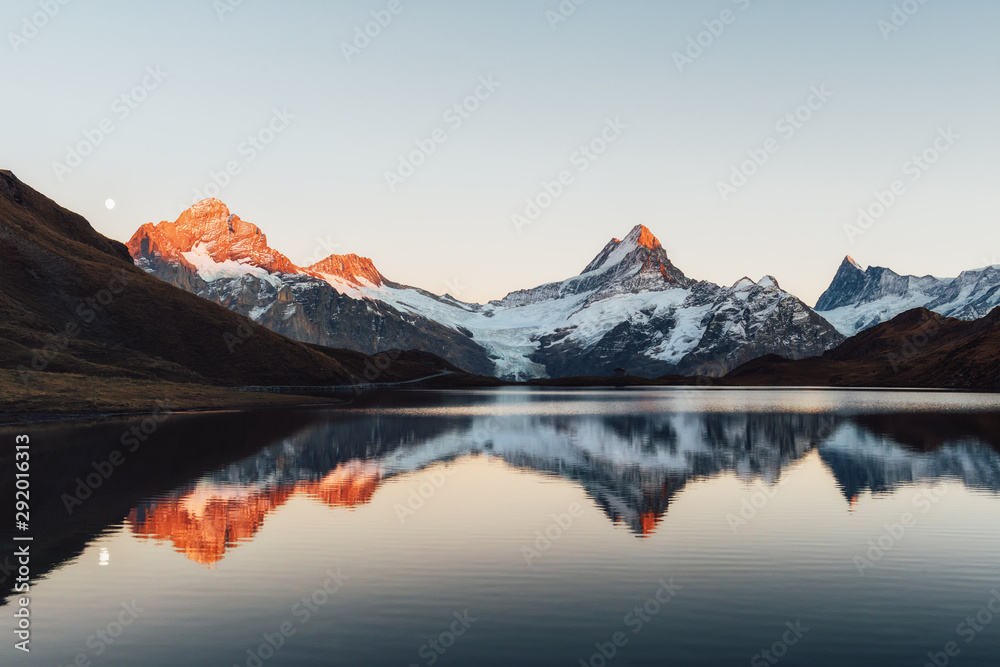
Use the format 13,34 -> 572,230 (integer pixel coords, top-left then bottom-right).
128,205 -> 843,380
816,256 -> 1000,336
0,171 -> 461,391
726,307 -> 1000,390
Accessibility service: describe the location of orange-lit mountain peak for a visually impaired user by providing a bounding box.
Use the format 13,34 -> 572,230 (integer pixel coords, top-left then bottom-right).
306,253 -> 385,288
632,225 -> 662,250
610,225 -> 662,250
127,199 -> 391,286
175,197 -> 232,225
844,255 -> 864,271
127,199 -> 300,275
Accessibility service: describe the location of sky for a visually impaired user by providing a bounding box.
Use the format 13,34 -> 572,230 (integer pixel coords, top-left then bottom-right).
3,0 -> 999,305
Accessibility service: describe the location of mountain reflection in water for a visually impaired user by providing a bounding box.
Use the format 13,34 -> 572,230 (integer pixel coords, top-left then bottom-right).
118,394 -> 1000,565
5,389 -> 1000,667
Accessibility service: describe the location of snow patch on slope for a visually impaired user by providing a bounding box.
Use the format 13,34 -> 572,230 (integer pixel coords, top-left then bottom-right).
817,293 -> 936,336
182,245 -> 285,288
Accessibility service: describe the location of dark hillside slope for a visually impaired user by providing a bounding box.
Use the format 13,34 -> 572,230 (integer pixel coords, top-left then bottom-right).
0,171 -> 455,388
725,308 -> 1000,390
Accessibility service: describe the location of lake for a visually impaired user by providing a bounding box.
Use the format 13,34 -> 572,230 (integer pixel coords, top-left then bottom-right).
3,388 -> 1000,666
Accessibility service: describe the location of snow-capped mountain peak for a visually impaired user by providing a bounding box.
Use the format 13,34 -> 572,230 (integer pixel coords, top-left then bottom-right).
583,225 -> 662,271
628,224 -> 663,250
128,207 -> 843,380
815,255 -> 1000,336
577,224 -> 689,291
130,200 -> 394,292
815,256 -> 872,312
307,254 -> 385,288
128,198 -> 299,276
730,275 -> 779,293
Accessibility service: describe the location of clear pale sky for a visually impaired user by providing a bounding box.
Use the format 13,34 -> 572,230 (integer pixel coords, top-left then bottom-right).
3,0 -> 998,305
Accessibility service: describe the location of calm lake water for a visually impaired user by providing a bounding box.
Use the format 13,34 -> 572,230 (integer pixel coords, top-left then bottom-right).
3,388 -> 1000,666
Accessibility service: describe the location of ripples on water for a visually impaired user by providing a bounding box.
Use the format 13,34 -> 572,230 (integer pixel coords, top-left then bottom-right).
2,388 -> 1000,666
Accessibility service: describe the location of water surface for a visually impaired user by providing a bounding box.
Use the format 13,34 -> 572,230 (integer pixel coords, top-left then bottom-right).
2,388 -> 1000,666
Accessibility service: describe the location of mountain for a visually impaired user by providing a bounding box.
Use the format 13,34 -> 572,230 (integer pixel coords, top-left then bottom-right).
725,307 -> 1000,390
815,256 -> 1000,335
128,199 -> 496,376
120,407 -> 1000,564
9,401 -> 1000,604
123,410 -> 834,561
0,170 -> 460,394
129,202 -> 843,379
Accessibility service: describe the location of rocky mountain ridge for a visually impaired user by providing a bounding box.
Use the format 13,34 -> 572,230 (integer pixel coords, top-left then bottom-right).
816,255 -> 1000,335
128,200 -> 844,379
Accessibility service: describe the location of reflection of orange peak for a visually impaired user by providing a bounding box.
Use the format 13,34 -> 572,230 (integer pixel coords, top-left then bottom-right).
638,511 -> 662,537
299,462 -> 382,508
128,485 -> 295,565
127,463 -> 383,565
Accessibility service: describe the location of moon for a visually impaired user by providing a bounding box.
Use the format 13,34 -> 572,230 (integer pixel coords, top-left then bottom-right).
105,199 -> 116,210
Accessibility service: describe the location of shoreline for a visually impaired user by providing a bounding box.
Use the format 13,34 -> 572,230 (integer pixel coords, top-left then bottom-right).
3,382 -> 996,427
0,398 -> 348,427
